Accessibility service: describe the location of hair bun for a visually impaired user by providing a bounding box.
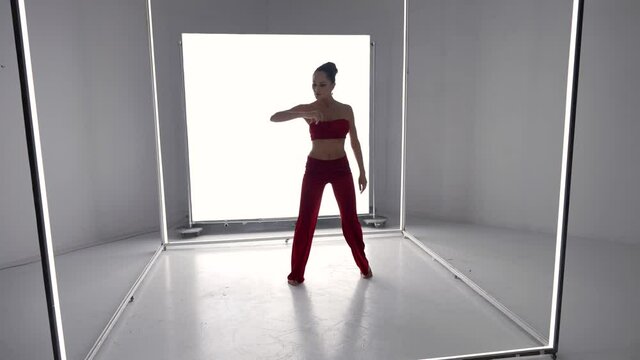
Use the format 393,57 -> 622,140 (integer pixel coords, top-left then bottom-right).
326,62 -> 337,74
316,62 -> 338,83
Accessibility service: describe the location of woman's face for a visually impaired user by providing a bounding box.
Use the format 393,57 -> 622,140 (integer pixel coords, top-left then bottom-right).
312,71 -> 335,100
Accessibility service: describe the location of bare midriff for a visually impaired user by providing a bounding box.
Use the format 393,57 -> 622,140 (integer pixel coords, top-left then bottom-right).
309,139 -> 347,160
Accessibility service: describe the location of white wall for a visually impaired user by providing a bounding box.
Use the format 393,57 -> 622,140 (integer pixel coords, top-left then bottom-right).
5,0 -> 634,266
0,0 -> 160,268
151,0 -> 405,229
406,0 -> 640,245
0,0 -> 41,267
149,0 -> 270,239
2,0 -> 405,266
72,1 -> 159,238
568,0 -> 640,244
406,0 -> 573,234
28,0 -> 160,251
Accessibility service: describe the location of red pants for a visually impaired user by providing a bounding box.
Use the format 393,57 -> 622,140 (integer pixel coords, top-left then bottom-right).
287,156 -> 370,283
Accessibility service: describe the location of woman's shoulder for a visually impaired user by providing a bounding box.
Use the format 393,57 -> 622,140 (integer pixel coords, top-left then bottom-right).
333,100 -> 350,109
329,101 -> 350,114
338,102 -> 353,119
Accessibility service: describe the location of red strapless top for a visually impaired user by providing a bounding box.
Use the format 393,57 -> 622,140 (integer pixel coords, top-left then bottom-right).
309,119 -> 350,140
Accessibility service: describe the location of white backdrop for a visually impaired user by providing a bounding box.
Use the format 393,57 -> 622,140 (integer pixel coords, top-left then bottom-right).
181,34 -> 370,221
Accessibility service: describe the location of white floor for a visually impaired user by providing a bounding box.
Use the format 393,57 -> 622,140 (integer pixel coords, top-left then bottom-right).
94,235 -> 537,360
406,217 -> 640,360
1,222 -> 638,360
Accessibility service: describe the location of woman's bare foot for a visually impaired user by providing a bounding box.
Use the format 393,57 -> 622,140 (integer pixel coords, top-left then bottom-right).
288,279 -> 302,286
361,267 -> 373,279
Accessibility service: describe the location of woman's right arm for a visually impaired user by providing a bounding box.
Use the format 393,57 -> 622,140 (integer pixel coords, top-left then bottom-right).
270,104 -> 321,123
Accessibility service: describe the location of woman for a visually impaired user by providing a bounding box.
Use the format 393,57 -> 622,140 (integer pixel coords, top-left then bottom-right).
270,62 -> 372,286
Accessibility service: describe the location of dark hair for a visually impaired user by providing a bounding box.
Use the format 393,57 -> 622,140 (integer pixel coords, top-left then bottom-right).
315,62 -> 338,83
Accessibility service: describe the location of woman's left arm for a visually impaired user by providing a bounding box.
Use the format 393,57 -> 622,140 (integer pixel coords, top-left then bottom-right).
347,106 -> 368,193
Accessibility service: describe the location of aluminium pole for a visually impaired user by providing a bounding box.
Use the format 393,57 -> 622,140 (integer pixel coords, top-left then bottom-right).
550,0 -> 584,353
11,0 -> 67,358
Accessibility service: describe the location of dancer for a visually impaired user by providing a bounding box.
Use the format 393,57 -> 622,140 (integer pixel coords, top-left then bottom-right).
270,62 -> 372,286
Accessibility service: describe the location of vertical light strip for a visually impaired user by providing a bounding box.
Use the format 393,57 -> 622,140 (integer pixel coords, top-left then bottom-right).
370,40 -> 376,219
145,0 -> 169,245
12,0 -> 68,358
550,0 -> 583,349
399,0 -> 409,231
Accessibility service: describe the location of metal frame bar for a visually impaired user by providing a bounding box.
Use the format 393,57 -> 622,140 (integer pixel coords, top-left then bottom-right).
192,215 -> 339,226
418,347 -> 554,360
167,229 -> 402,248
84,244 -> 164,360
188,213 -> 380,226
370,40 -> 377,218
399,0 -> 409,231
146,0 -> 169,245
11,0 -> 68,358
550,0 -> 584,351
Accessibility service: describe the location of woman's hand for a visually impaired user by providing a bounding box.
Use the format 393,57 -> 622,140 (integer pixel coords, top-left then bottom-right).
358,174 -> 368,193
306,109 -> 324,124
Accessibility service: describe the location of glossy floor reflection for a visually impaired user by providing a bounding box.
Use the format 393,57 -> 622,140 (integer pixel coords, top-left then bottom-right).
55,233 -> 161,360
0,261 -> 53,360
95,236 -> 537,360
0,233 -> 160,360
406,217 -> 556,337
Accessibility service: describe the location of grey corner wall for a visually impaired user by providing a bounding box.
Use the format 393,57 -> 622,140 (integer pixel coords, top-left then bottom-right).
151,0 -> 405,229
0,0 -> 41,267
405,0 -> 640,245
568,0 -> 640,244
406,0 -> 573,234
1,0 -> 160,268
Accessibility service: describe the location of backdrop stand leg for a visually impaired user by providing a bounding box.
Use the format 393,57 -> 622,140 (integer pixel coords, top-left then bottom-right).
363,214 -> 387,228
177,225 -> 203,238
